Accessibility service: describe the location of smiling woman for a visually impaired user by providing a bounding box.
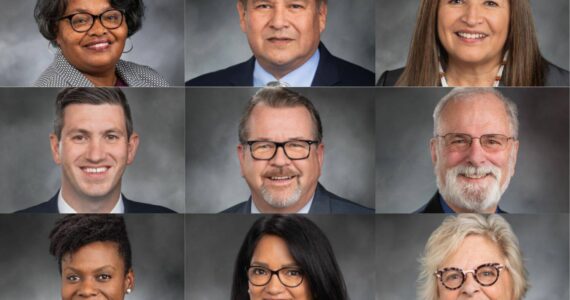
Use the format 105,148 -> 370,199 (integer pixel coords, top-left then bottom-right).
33,0 -> 169,87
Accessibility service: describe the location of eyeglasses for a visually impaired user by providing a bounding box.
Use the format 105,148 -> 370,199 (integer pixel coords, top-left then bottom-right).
436,133 -> 515,152
435,263 -> 507,290
247,266 -> 304,288
58,9 -> 124,33
246,140 -> 319,160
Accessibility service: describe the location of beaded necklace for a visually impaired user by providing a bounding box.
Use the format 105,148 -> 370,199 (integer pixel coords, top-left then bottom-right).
439,51 -> 508,87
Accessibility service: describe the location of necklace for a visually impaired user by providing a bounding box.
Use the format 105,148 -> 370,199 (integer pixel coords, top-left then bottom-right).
439,51 -> 508,87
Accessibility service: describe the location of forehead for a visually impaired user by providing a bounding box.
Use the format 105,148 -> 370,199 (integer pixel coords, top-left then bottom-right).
247,104 -> 314,140
62,241 -> 124,270
438,94 -> 511,135
440,235 -> 505,269
62,103 -> 126,130
64,0 -> 112,13
252,235 -> 295,265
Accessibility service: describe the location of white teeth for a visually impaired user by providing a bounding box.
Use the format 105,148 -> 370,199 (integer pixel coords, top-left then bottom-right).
88,42 -> 110,50
84,167 -> 108,174
457,32 -> 486,39
463,173 -> 486,179
271,176 -> 292,180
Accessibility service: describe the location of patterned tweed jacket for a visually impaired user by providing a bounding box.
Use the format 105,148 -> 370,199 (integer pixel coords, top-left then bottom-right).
34,52 -> 169,87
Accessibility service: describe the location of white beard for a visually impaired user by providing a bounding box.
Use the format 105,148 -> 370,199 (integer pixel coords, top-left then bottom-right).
261,185 -> 302,208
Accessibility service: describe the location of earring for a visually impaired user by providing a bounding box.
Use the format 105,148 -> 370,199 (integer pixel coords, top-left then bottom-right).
123,37 -> 133,53
126,288 -> 132,294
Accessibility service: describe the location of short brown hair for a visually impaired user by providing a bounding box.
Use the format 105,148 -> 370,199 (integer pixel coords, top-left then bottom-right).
238,0 -> 326,9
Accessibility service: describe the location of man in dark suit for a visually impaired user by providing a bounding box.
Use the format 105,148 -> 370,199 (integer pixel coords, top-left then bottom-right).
223,87 -> 373,214
186,0 -> 374,87
16,88 -> 175,213
416,88 -> 519,214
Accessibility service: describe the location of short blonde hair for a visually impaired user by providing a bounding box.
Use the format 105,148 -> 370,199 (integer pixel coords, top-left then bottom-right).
418,214 -> 528,300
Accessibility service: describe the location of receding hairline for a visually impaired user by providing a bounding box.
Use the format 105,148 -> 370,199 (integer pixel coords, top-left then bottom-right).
246,102 -> 317,138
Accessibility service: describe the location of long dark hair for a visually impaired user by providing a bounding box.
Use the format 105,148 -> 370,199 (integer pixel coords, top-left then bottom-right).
231,215 -> 348,300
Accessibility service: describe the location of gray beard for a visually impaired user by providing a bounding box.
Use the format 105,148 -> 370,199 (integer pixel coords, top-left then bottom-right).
260,185 -> 302,208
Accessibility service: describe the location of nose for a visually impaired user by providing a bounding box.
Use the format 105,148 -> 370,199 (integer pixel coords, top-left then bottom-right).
270,146 -> 291,167
85,138 -> 105,162
265,273 -> 286,294
87,16 -> 108,35
461,272 -> 480,296
465,138 -> 486,167
77,278 -> 98,297
461,3 -> 483,26
269,5 -> 289,29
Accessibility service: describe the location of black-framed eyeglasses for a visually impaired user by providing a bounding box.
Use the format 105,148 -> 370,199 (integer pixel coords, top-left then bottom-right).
435,263 -> 507,290
247,266 -> 304,288
58,9 -> 124,33
435,133 -> 515,152
246,140 -> 319,160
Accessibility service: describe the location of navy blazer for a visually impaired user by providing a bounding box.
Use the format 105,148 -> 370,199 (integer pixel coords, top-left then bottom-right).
377,63 -> 569,86
186,43 -> 374,86
221,183 -> 374,214
415,191 -> 506,214
15,193 -> 176,213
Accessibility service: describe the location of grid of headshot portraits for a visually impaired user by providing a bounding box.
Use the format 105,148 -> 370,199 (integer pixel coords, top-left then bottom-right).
0,0 -> 568,299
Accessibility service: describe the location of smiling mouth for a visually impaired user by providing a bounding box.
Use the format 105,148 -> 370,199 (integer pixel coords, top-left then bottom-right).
82,167 -> 109,174
456,32 -> 488,40
84,42 -> 111,51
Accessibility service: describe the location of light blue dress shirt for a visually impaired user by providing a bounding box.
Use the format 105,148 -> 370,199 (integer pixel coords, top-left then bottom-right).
253,49 -> 320,87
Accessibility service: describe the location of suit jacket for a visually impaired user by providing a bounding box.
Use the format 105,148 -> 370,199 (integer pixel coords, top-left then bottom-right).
15,193 -> 176,213
34,52 -> 170,87
186,43 -> 374,86
221,183 -> 374,214
377,63 -> 569,86
415,191 -> 506,213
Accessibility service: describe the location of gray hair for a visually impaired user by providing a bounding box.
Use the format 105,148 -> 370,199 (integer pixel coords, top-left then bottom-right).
238,87 -> 323,144
433,88 -> 519,138
417,214 -> 528,300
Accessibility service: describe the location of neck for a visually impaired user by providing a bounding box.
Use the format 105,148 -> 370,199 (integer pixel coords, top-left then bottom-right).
445,58 -> 501,87
83,67 -> 118,86
60,183 -> 120,213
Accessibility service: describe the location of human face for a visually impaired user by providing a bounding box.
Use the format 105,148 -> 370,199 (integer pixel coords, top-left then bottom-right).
437,235 -> 513,300
437,0 -> 509,67
237,104 -> 324,213
61,241 -> 134,300
50,104 -> 139,209
237,0 -> 327,79
56,0 -> 128,76
249,235 -> 312,300
430,94 -> 518,213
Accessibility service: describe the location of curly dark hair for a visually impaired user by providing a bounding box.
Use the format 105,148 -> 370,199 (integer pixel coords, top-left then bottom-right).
34,0 -> 145,46
49,214 -> 132,274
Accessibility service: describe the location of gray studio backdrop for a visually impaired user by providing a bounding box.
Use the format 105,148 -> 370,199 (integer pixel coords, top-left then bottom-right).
186,214 -> 375,300
0,88 -> 185,213
0,0 -> 184,86
375,214 -> 569,300
185,0 -> 375,81
375,0 -> 570,82
0,214 -> 184,300
186,87 -> 375,213
375,88 -> 569,213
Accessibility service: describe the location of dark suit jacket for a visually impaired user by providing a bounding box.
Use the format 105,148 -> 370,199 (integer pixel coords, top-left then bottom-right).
377,63 -> 569,86
186,43 -> 374,86
415,191 -> 506,213
15,193 -> 176,213
221,183 -> 374,214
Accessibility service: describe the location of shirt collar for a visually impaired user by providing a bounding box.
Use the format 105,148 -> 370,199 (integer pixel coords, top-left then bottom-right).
253,49 -> 320,87
57,191 -> 125,213
251,194 -> 315,214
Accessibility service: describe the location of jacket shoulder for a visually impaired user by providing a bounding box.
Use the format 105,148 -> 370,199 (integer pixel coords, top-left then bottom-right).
377,67 -> 404,86
327,55 -> 375,86
220,201 -> 249,214
15,200 -> 57,213
316,186 -> 374,214
544,63 -> 570,86
186,60 -> 253,86
124,199 -> 177,213
117,60 -> 170,87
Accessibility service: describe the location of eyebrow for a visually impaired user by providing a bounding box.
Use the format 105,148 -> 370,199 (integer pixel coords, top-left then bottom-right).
63,265 -> 117,273
65,128 -> 125,136
250,261 -> 300,268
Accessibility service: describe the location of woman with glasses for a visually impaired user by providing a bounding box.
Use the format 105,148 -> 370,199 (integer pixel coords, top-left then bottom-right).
418,214 -> 528,300
33,0 -> 168,87
231,214 -> 348,300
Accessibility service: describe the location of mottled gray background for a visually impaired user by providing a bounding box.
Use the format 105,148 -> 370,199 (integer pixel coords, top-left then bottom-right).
0,214 -> 184,299
186,88 -> 375,213
186,215 -> 375,299
185,0 -> 375,81
375,0 -> 570,82
376,214 -> 569,300
375,88 -> 569,213
0,0 -> 184,86
0,88 -> 185,213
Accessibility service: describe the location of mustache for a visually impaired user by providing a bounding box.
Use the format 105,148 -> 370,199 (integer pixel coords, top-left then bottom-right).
262,167 -> 300,178
451,165 -> 501,179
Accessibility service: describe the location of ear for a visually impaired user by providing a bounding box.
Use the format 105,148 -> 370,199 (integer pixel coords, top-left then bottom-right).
510,140 -> 519,175
124,268 -> 135,293
237,143 -> 246,177
318,1 -> 328,33
430,138 -> 438,166
50,133 -> 62,165
126,132 -> 140,165
237,1 -> 248,33
316,142 -> 324,169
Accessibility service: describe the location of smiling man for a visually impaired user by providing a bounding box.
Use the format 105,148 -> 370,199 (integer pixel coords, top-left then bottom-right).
418,87 -> 519,213
223,87 -> 373,213
17,88 -> 175,213
186,0 -> 374,87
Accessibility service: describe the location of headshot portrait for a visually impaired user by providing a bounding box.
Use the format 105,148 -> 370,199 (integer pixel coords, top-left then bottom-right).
0,0 -> 184,86
0,87 -> 184,213
376,0 -> 569,86
375,87 -> 568,213
185,0 -> 375,86
0,214 -> 184,299
375,214 -> 569,299
186,87 -> 375,213
186,214 -> 374,300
